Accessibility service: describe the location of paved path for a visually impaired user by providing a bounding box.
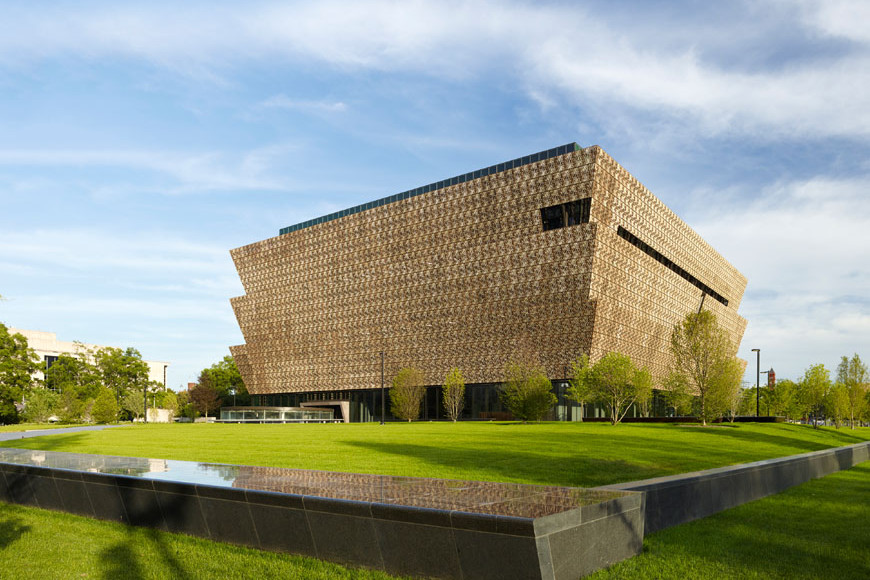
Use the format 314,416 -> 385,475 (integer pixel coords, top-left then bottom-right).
0,424 -> 120,442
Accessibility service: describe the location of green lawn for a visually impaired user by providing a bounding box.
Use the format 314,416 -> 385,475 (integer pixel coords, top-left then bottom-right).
0,501 -> 403,580
2,421 -> 869,487
0,423 -> 83,433
589,461 -> 870,579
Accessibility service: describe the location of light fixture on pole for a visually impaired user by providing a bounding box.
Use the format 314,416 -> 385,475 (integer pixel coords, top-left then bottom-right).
751,348 -> 760,418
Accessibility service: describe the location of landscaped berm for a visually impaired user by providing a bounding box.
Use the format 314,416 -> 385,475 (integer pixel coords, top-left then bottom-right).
1,422 -> 869,579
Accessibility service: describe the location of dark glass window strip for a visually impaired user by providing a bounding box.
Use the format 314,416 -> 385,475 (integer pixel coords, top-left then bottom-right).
541,197 -> 591,231
279,143 -> 581,236
617,226 -> 729,307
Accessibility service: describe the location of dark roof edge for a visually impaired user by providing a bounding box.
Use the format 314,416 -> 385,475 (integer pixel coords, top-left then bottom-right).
279,142 -> 581,236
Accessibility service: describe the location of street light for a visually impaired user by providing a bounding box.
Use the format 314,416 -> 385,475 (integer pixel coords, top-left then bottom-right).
229,388 -> 236,407
751,348 -> 760,418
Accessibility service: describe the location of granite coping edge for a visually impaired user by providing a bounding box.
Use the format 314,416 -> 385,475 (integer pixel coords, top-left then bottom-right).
0,460 -> 622,538
597,440 -> 870,492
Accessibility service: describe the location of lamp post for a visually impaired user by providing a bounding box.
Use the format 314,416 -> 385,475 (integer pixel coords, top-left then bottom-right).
751,348 -> 760,418
380,351 -> 385,425
229,388 -> 236,407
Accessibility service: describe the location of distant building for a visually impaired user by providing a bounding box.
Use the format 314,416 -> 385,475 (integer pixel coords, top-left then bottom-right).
10,328 -> 169,386
230,144 -> 747,421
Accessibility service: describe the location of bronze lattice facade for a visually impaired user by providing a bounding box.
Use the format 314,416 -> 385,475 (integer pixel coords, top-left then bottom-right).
230,144 -> 747,420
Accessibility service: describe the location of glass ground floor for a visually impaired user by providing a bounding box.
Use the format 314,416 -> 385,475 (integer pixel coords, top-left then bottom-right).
250,383 -> 674,423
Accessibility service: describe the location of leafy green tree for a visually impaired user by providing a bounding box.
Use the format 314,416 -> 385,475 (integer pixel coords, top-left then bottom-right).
91,387 -> 119,424
566,354 -> 592,422
827,383 -> 850,429
800,364 -> 831,429
669,310 -> 741,426
45,353 -> 102,422
390,367 -> 426,422
155,389 -> 179,416
94,347 -> 150,410
836,354 -> 868,429
662,372 -> 694,416
724,383 -> 744,422
500,359 -> 556,423
0,323 -> 40,423
176,389 -> 196,420
767,378 -> 794,420
442,367 -> 465,422
581,352 -> 651,425
198,356 -> 248,407
22,388 -> 61,423
122,389 -> 145,420
45,353 -> 101,399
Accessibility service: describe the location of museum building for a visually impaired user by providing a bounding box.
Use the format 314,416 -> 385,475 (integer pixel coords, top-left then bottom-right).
230,144 -> 747,422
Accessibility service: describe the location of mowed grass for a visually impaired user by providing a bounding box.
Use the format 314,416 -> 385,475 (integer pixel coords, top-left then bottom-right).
0,423 -> 82,433
0,501 -> 403,580
0,459 -> 867,579
2,421 -> 869,487
589,461 -> 870,579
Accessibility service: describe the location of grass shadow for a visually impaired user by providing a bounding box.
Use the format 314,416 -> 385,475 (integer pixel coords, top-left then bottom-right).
0,514 -> 31,548
344,439 -> 663,486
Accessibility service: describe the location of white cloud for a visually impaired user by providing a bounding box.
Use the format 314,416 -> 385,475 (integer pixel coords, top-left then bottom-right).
258,95 -> 347,113
793,0 -> 870,43
1,2 -> 868,139
687,174 -> 870,379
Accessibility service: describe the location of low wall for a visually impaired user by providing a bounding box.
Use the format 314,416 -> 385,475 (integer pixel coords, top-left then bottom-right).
599,440 -> 870,534
0,449 -> 643,580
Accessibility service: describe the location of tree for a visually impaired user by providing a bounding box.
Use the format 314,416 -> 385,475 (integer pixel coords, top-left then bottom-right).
176,389 -> 196,420
500,359 -> 556,423
189,381 -> 220,418
155,389 -> 179,416
197,356 -> 249,407
662,372 -> 694,416
390,367 -> 426,422
22,388 -> 61,423
122,389 -> 145,420
0,323 -> 40,423
669,310 -> 741,426
767,378 -> 798,421
581,352 -> 651,425
800,364 -> 831,429
724,383 -> 744,423
827,383 -> 850,429
442,367 -> 465,422
91,387 -> 119,424
836,354 -> 868,429
94,347 -> 150,412
45,353 -> 102,423
566,354 -> 592,422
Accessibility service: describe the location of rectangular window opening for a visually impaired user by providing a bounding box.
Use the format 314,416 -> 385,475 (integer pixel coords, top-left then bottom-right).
541,197 -> 591,231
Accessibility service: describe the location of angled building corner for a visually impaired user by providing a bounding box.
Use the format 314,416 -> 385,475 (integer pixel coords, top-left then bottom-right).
229,143 -> 747,421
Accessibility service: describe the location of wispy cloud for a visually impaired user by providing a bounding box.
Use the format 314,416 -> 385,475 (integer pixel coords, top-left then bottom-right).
688,173 -> 870,377
259,95 -> 347,113
0,147 -> 296,193
1,2 -> 867,139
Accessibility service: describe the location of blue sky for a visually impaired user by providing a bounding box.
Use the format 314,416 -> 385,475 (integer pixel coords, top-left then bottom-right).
1,0 -> 868,388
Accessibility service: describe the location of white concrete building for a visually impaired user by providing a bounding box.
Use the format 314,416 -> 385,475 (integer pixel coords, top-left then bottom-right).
9,328 -> 169,386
